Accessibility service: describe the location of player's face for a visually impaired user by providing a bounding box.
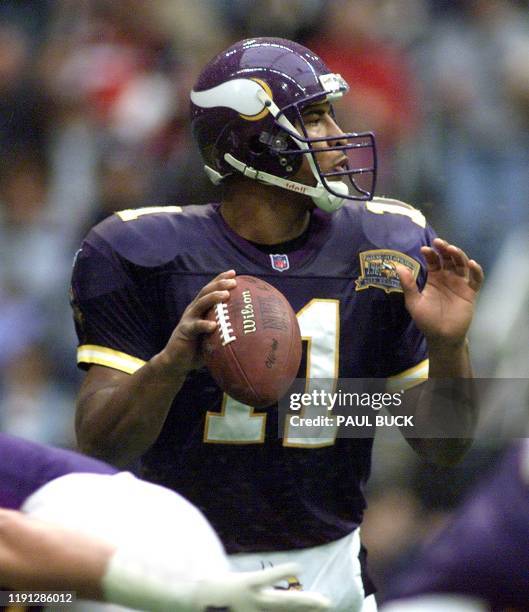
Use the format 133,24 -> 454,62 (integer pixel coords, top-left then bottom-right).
292,102 -> 348,186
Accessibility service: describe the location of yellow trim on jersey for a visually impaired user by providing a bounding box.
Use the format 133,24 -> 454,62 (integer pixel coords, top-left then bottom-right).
77,344 -> 146,374
366,197 -> 426,228
116,205 -> 182,221
386,358 -> 429,392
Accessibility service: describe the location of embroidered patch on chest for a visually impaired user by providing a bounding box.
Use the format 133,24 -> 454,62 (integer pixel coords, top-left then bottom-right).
355,249 -> 420,293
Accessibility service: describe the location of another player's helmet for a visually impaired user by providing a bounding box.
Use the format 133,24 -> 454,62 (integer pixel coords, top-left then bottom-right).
190,37 -> 377,213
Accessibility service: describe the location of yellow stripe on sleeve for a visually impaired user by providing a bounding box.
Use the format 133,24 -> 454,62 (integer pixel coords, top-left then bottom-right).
386,358 -> 429,392
77,344 -> 146,374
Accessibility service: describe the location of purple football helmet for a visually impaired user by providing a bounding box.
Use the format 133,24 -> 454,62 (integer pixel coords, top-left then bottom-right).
190,37 -> 377,212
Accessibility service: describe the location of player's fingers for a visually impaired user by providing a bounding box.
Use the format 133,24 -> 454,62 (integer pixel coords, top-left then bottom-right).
420,246 -> 442,272
445,244 -> 469,277
430,237 -> 452,265
395,263 -> 419,296
194,277 -> 236,301
468,259 -> 484,292
431,237 -> 450,253
395,264 -> 422,315
215,269 -> 236,280
250,563 -> 301,587
178,318 -> 217,339
190,290 -> 230,316
193,319 -> 217,335
258,588 -> 331,611
431,238 -> 469,272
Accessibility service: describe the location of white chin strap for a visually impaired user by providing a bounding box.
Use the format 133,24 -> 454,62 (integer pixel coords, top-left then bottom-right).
219,154 -> 348,213
204,89 -> 348,213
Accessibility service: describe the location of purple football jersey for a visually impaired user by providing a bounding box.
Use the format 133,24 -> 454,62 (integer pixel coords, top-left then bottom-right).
385,442 -> 529,610
70,200 -> 433,555
0,434 -> 117,510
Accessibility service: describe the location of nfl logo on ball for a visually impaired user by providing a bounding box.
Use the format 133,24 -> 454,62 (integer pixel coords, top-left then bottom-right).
270,254 -> 290,272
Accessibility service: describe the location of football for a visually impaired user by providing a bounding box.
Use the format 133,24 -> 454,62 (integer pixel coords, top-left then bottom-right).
202,275 -> 302,408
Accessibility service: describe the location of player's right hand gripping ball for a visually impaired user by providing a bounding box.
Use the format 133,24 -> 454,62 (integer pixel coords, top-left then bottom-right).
202,275 -> 302,408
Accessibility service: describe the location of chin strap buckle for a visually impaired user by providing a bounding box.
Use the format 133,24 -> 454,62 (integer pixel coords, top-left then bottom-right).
204,165 -> 229,185
224,154 -> 259,180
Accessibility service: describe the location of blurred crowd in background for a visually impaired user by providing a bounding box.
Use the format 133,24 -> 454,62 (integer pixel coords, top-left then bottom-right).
0,0 -> 528,601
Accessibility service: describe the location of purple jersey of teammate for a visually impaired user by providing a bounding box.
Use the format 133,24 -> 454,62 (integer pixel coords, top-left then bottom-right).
0,433 -> 117,511
70,199 -> 433,557
384,441 -> 529,611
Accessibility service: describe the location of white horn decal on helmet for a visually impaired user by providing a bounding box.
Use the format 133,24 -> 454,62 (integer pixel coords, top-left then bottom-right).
191,79 -> 268,117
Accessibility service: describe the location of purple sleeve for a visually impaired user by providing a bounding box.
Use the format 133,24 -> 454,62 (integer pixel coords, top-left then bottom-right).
370,223 -> 435,378
0,434 -> 118,510
70,227 -> 161,365
370,307 -> 428,378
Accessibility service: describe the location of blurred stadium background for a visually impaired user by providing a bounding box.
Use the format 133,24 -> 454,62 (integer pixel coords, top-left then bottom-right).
0,0 -> 527,602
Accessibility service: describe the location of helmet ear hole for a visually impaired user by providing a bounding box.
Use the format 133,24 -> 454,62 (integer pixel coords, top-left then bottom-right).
248,134 -> 268,156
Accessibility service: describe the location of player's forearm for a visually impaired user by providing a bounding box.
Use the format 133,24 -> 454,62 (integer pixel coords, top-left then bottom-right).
0,509 -> 110,600
405,340 -> 478,466
76,352 -> 188,467
0,510 -> 194,610
427,337 -> 473,378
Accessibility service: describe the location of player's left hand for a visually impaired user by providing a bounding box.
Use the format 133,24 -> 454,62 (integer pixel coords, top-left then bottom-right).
194,563 -> 331,611
396,238 -> 484,349
104,555 -> 330,612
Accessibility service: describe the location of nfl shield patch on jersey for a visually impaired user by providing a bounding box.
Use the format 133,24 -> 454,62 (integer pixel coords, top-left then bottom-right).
270,253 -> 290,272
355,249 -> 420,293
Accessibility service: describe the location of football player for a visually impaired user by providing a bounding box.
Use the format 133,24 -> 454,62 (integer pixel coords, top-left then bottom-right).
70,38 -> 484,610
0,433 -> 329,611
381,440 -> 529,611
